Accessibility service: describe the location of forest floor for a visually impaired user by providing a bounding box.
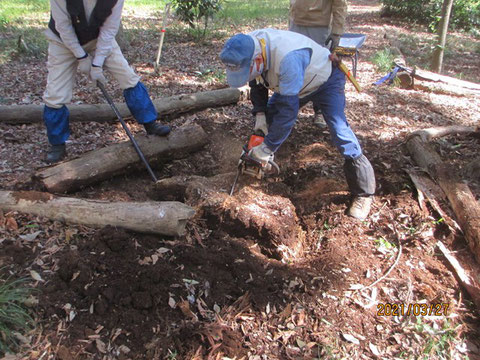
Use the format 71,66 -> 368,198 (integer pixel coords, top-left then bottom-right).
1,0 -> 480,359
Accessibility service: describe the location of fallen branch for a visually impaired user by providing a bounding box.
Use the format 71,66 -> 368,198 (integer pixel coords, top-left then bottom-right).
437,241 -> 480,309
409,125 -> 478,143
0,88 -> 242,124
35,124 -> 208,193
0,190 -> 195,236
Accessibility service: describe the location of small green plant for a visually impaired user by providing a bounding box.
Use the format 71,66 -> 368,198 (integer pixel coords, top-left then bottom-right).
370,48 -> 395,73
167,349 -> 178,359
414,318 -> 460,360
0,275 -> 35,353
375,236 -> 396,252
171,0 -> 222,38
194,68 -> 226,83
432,217 -> 445,225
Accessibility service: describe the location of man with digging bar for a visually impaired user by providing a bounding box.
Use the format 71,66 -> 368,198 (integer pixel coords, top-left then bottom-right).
43,0 -> 171,164
220,28 -> 375,220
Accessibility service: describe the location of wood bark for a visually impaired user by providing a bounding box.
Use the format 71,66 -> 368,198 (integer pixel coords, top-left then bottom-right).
0,88 -> 241,124
0,191 -> 195,236
431,0 -> 454,73
35,124 -> 208,194
406,135 -> 480,263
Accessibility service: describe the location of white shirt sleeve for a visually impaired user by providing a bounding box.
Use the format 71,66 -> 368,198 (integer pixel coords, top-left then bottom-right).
92,0 -> 125,67
49,0 -> 86,58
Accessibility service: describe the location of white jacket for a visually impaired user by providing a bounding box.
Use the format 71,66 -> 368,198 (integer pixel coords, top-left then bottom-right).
45,0 -> 124,66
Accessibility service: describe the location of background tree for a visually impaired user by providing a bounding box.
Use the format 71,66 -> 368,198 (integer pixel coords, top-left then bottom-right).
431,0 -> 455,72
171,0 -> 222,38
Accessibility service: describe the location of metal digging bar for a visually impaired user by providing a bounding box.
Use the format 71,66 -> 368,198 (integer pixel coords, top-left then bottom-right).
97,82 -> 158,182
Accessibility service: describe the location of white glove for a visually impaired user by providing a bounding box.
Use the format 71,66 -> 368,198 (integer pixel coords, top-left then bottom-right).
249,142 -> 274,166
77,53 -> 91,75
254,112 -> 268,135
90,65 -> 107,85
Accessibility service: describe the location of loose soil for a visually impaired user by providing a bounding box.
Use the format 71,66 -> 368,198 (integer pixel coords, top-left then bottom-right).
1,0 -> 480,359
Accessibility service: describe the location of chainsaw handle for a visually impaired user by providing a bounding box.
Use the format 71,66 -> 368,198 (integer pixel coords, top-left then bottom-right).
268,159 -> 280,175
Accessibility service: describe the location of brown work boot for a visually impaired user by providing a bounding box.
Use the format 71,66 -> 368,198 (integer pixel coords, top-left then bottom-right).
313,111 -> 327,128
347,196 -> 373,220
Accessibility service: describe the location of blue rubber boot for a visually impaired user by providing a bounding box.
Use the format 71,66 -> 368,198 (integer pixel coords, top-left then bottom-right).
124,82 -> 171,136
43,105 -> 69,163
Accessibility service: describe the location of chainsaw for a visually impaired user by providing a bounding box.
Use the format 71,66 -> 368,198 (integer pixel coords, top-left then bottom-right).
229,131 -> 280,196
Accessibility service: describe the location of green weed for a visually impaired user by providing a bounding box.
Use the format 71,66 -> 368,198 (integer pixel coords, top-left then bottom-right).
414,318 -> 460,360
432,218 -> 445,225
194,68 -> 226,84
0,275 -> 35,354
167,349 -> 178,359
370,48 -> 396,73
374,236 -> 396,252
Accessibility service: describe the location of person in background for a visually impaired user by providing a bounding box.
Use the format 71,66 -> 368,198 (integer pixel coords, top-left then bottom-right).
43,0 -> 170,164
219,29 -> 375,220
289,0 -> 348,127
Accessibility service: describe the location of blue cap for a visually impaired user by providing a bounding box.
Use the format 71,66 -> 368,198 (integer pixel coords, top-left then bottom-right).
220,34 -> 255,88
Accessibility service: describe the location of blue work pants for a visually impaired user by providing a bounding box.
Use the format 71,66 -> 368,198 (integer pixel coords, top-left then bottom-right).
300,66 -> 362,160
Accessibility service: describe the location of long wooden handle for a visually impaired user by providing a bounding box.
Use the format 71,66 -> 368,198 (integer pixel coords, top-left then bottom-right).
339,61 -> 362,92
155,3 -> 171,65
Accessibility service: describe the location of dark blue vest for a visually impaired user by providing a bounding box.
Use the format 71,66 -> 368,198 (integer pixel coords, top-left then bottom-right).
48,0 -> 118,45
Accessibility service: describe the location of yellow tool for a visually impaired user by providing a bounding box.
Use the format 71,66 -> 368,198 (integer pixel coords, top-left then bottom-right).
338,61 -> 362,93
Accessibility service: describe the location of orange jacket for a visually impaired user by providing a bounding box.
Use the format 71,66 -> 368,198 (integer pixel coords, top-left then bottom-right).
289,0 -> 347,36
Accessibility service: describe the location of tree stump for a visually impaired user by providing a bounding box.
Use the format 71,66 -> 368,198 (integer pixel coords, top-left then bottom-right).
154,174 -> 305,260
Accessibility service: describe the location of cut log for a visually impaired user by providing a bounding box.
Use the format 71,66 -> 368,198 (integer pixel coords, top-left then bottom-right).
0,190 -> 195,236
35,124 -> 208,193
406,135 -> 480,263
0,88 -> 241,124
413,68 -> 480,91
154,174 -> 305,261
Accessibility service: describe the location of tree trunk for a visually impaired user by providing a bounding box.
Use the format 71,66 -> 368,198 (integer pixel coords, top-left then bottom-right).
431,0 -> 454,73
35,124 -> 208,193
0,88 -> 242,124
406,135 -> 480,264
0,191 -> 195,236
